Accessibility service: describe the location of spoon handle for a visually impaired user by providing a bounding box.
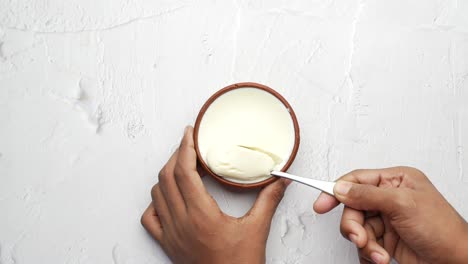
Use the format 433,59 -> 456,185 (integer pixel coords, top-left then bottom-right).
271,171 -> 336,196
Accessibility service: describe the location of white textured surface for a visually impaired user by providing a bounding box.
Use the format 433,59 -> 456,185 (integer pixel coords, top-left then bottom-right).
1,0 -> 467,263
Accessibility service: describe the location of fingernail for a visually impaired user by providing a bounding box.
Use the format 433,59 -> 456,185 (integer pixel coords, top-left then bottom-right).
370,252 -> 385,264
334,181 -> 352,195
349,234 -> 358,245
184,126 -> 190,135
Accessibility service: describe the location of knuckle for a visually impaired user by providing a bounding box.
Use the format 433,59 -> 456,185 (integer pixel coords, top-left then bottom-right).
140,212 -> 149,227
399,166 -> 427,180
150,184 -> 159,200
158,167 -> 171,183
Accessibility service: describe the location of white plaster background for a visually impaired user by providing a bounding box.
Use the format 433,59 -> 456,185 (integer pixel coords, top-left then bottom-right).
0,0 -> 467,263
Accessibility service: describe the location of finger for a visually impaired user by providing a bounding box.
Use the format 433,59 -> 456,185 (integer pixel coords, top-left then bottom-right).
341,206 -> 367,248
141,203 -> 163,242
176,126 -> 199,176
245,179 -> 290,225
338,169 -> 384,185
151,184 -> 171,226
339,168 -> 412,186
358,220 -> 390,264
313,192 -> 339,214
174,126 -> 211,207
158,149 -> 186,217
358,245 -> 390,264
365,216 -> 385,239
382,214 -> 399,257
314,168 -> 393,214
333,181 -> 402,215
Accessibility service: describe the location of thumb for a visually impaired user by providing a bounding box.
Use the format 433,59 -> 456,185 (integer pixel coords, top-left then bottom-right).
246,179 -> 291,223
334,181 -> 401,215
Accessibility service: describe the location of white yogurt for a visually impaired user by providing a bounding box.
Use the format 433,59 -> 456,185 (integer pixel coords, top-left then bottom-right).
198,87 -> 296,183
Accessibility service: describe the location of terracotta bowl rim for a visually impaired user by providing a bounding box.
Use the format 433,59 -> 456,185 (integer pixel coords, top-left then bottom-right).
193,82 -> 300,189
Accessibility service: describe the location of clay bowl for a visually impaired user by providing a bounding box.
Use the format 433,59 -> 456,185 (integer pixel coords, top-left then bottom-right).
193,82 -> 300,189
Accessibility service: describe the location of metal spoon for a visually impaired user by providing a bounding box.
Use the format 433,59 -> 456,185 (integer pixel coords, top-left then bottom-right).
270,171 -> 336,196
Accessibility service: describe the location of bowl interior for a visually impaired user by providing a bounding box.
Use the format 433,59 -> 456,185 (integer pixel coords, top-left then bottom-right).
193,82 -> 300,189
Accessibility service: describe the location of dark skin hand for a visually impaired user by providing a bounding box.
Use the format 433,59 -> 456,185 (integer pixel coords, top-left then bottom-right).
141,126 -> 468,263
314,167 -> 468,264
141,126 -> 291,264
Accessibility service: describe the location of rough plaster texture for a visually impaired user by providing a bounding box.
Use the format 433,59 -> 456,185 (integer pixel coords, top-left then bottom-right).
1,0 -> 467,263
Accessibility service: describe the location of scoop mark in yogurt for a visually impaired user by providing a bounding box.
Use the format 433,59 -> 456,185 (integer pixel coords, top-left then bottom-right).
237,145 -> 283,164
206,144 -> 282,180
